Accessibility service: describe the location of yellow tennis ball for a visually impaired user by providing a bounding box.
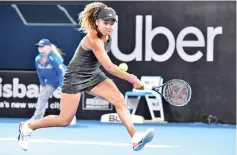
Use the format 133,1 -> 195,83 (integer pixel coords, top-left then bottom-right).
119,63 -> 128,72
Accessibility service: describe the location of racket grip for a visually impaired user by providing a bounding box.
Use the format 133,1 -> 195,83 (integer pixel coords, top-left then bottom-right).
128,74 -> 138,84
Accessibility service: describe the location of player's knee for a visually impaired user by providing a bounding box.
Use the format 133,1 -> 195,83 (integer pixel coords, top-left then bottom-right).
110,93 -> 126,108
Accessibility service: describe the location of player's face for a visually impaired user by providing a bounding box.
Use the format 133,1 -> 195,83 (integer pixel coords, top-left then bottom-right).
96,19 -> 115,36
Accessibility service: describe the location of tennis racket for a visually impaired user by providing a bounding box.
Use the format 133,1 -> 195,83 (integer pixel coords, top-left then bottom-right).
133,79 -> 192,106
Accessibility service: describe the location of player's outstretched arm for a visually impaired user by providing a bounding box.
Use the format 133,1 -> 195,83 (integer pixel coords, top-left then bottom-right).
91,37 -> 143,88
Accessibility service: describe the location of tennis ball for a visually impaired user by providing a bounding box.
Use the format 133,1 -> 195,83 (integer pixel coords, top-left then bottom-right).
119,63 -> 128,72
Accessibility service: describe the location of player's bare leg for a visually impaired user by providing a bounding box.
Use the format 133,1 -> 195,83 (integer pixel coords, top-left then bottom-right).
18,93 -> 81,151
89,79 -> 154,151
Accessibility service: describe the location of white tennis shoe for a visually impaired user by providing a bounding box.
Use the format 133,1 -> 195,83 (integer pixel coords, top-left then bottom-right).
132,128 -> 155,151
70,116 -> 77,126
18,122 -> 33,151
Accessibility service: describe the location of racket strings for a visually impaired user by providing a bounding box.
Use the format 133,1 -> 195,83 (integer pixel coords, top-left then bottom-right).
165,80 -> 190,106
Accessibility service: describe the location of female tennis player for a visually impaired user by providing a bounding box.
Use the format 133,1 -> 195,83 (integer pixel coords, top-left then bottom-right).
18,2 -> 154,151
28,39 -> 77,125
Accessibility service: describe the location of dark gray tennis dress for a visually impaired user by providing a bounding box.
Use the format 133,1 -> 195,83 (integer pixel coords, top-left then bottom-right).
61,37 -> 112,94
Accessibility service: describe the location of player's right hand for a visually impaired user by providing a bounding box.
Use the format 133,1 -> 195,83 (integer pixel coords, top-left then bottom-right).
133,79 -> 144,90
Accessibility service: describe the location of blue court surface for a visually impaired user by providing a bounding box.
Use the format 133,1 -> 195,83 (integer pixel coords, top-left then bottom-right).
0,118 -> 236,155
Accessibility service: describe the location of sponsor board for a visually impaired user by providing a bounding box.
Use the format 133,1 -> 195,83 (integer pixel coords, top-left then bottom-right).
82,93 -> 113,111
0,71 -> 61,118
101,113 -> 144,124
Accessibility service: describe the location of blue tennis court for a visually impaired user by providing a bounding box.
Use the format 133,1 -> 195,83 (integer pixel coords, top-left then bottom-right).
0,118 -> 235,155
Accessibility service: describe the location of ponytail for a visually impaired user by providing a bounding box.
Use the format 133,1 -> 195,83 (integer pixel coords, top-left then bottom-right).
50,44 -> 64,62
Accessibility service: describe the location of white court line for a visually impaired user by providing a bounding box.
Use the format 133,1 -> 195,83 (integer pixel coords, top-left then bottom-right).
0,138 -> 180,148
